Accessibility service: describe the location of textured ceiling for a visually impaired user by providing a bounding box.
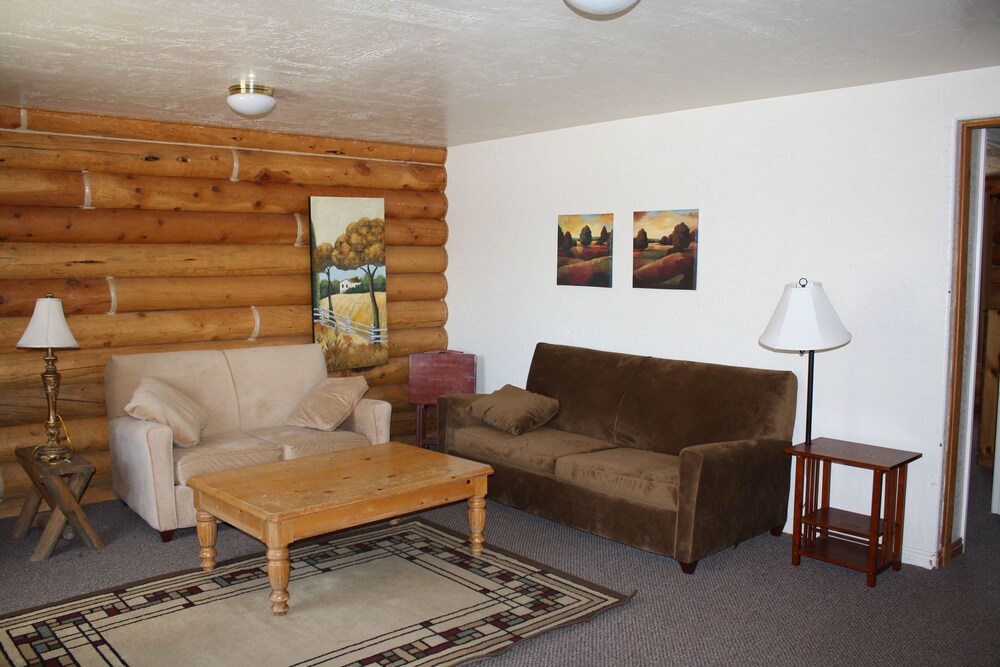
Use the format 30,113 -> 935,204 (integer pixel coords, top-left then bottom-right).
2,0 -> 1000,148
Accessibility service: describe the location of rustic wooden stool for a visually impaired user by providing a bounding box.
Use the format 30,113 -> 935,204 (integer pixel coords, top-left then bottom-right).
12,446 -> 106,560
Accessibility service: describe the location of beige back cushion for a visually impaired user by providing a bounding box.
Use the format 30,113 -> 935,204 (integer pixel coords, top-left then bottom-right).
105,349 -> 240,436
223,344 -> 328,432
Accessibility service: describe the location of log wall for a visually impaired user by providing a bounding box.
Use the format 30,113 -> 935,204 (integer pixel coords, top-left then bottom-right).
0,106 -> 448,517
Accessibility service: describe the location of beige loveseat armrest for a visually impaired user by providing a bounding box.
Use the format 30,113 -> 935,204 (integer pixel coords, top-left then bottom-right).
436,394 -> 483,453
340,398 -> 392,444
108,416 -> 179,533
674,437 -> 791,567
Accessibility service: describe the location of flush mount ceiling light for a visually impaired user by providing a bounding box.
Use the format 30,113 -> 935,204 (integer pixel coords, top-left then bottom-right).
564,0 -> 639,17
226,80 -> 276,116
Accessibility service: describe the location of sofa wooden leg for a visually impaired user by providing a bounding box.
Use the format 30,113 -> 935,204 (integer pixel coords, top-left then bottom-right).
679,560 -> 698,574
159,530 -> 175,543
770,525 -> 783,537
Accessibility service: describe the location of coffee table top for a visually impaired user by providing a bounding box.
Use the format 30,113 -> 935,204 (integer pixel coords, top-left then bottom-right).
187,442 -> 493,520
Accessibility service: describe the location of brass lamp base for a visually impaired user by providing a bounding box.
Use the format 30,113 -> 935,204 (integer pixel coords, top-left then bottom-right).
32,347 -> 72,464
33,443 -> 72,464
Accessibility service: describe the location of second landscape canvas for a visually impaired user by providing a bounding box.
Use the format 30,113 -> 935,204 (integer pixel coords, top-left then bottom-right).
633,209 -> 699,290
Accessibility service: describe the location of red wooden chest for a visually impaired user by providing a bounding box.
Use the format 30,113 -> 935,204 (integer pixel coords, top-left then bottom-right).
408,351 -> 476,447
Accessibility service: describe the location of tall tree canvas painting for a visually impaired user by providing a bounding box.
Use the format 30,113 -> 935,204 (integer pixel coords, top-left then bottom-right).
633,209 -> 699,290
310,196 -> 388,371
557,213 -> 613,287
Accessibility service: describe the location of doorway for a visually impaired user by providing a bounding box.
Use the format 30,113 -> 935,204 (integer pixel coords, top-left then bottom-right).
941,118 -> 1000,566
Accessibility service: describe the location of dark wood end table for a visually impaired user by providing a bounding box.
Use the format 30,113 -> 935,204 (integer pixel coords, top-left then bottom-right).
786,437 -> 921,587
12,446 -> 106,560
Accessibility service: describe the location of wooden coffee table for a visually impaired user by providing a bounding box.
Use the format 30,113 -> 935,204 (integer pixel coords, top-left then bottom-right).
187,442 -> 493,615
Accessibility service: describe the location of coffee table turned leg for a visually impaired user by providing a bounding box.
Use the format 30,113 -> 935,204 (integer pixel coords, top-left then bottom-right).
266,546 -> 291,615
467,494 -> 486,557
196,510 -> 217,571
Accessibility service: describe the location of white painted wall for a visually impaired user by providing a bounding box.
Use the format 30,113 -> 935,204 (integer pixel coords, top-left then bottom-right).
444,66 -> 1000,568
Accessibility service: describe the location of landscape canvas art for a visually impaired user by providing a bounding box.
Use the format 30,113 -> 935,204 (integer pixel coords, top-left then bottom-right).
632,209 -> 699,290
310,196 -> 388,371
557,213 -> 614,287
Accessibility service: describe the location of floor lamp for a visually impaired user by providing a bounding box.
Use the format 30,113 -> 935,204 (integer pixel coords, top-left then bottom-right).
759,278 -> 851,445
17,294 -> 80,463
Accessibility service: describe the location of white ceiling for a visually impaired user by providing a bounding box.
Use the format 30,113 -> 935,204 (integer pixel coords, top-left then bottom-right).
2,1 -> 1000,148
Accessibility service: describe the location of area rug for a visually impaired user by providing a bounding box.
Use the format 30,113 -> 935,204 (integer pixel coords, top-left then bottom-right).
0,520 -> 629,666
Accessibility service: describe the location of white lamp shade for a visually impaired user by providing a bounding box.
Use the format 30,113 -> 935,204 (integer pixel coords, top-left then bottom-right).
227,92 -> 276,116
759,280 -> 851,352
565,0 -> 639,15
17,297 -> 79,349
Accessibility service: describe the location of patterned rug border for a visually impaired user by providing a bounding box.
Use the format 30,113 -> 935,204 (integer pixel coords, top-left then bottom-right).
0,518 -> 632,666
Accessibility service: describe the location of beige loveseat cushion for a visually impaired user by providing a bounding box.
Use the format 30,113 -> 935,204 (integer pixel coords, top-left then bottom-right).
173,432 -> 281,484
451,426 -> 613,476
287,376 -> 369,431
249,425 -> 371,459
554,448 -> 680,510
124,377 -> 207,448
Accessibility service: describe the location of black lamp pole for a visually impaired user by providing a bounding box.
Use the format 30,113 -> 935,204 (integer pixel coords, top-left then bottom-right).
804,349 -> 815,445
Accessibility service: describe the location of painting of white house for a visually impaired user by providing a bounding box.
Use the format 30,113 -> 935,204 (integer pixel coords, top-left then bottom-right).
309,196 -> 388,371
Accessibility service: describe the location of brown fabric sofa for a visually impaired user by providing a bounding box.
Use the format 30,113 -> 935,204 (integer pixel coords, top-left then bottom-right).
438,342 -> 797,572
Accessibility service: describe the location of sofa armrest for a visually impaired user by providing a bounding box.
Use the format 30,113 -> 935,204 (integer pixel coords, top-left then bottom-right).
107,416 -> 178,533
340,398 -> 392,444
437,393 -> 484,453
674,438 -> 791,565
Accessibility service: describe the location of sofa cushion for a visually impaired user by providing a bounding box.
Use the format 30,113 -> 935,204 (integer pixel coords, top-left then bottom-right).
249,425 -> 371,459
467,384 -> 559,436
451,426 -> 613,475
124,378 -> 207,448
554,448 -> 680,510
286,376 -> 369,431
222,344 -> 329,432
614,357 -> 798,456
174,432 -> 281,484
525,343 -> 646,442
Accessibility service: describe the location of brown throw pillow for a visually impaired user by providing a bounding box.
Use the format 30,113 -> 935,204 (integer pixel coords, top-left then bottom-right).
124,377 -> 207,448
468,384 -> 559,436
287,376 -> 369,431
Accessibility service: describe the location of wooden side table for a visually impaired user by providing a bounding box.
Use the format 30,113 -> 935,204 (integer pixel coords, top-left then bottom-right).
11,446 -> 106,560
786,437 -> 921,587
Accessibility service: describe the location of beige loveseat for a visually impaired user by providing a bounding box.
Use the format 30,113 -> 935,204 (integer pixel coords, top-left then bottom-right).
105,343 -> 391,540
439,343 -> 797,573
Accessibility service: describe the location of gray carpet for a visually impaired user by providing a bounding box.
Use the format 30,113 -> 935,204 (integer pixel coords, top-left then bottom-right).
2,466 -> 997,666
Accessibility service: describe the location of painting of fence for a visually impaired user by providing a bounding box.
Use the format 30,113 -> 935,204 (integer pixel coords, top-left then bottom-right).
309,196 -> 389,371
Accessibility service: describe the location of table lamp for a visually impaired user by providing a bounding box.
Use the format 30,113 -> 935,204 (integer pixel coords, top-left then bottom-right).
17,294 -> 80,463
759,278 -> 851,445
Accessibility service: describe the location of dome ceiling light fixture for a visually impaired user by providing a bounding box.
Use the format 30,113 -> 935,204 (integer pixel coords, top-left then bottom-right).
564,0 -> 640,18
226,78 -> 276,117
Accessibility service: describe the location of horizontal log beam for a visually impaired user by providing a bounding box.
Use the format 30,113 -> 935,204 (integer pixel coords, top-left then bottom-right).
0,306 -> 313,349
0,169 -> 448,219
385,246 -> 448,274
0,206 -> 300,245
386,274 -> 448,301
386,300 -> 448,329
385,218 -> 448,247
0,106 -> 447,165
0,131 -> 446,191
0,243 -> 307,279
